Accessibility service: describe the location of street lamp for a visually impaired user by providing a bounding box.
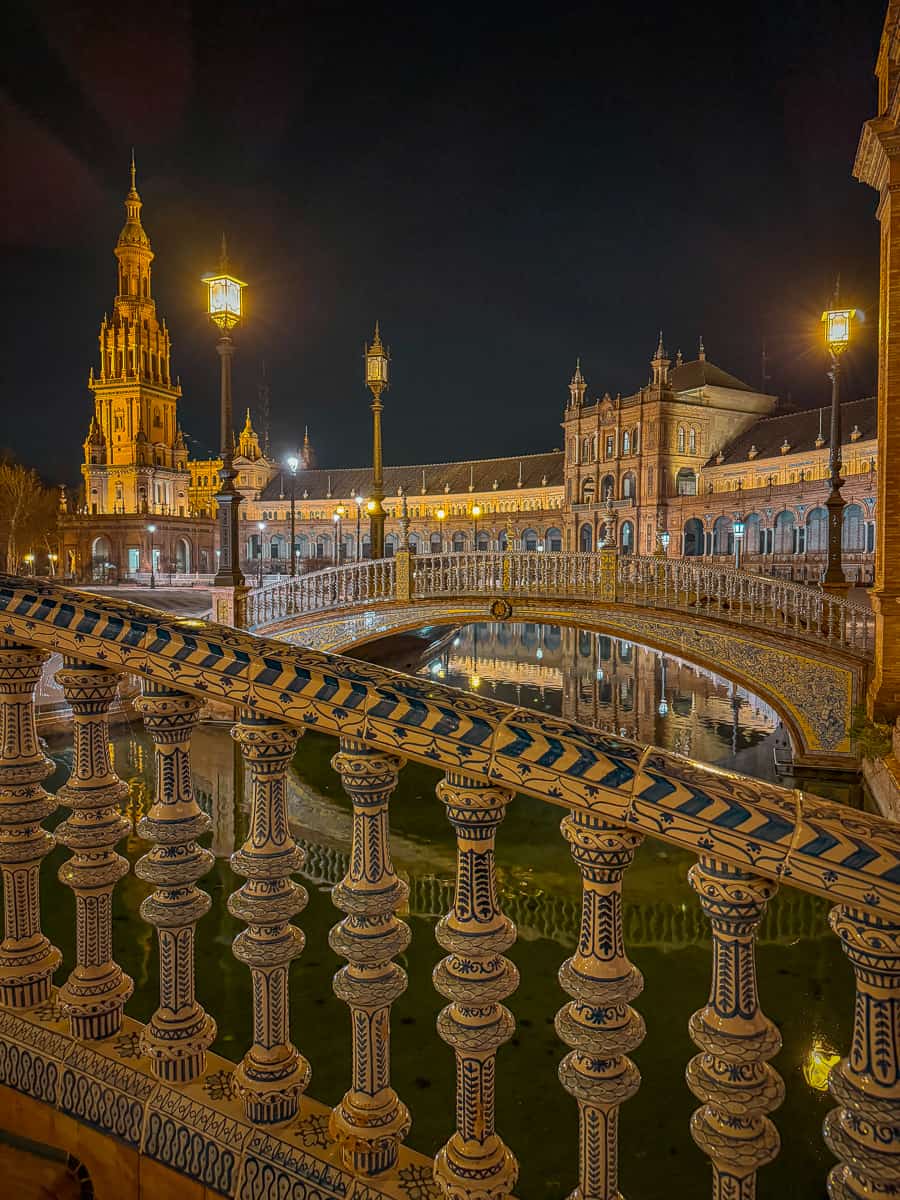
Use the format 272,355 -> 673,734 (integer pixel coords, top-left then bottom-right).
355,495 -> 364,561
732,518 -> 745,570
366,500 -> 376,558
821,303 -> 856,593
203,238 -> 247,589
256,520 -> 266,588
436,508 -> 446,553
23,553 -> 35,575
286,452 -> 299,577
333,506 -> 346,564
48,552 -> 58,576
472,503 -> 481,550
655,528 -> 670,558
364,323 -> 389,558
146,523 -> 157,589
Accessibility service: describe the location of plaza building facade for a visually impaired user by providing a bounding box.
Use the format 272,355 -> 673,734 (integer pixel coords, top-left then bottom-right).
60,164 -> 878,588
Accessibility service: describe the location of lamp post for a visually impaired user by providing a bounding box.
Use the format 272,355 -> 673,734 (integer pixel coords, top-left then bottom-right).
821,304 -> 856,593
256,520 -> 266,588
203,239 -> 247,589
146,523 -> 157,589
655,528 -> 670,558
472,503 -> 481,550
286,452 -> 299,577
355,494 -> 363,561
436,508 -> 446,553
48,552 -> 58,577
732,518 -> 745,570
364,323 -> 389,558
333,506 -> 346,564
23,553 -> 34,576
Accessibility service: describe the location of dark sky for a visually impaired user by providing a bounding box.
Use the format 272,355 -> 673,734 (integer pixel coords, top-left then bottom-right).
0,0 -> 888,485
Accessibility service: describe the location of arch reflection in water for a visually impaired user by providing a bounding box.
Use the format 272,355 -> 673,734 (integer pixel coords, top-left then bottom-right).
424,622 -> 779,776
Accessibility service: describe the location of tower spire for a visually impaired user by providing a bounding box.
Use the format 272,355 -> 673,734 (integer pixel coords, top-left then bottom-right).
698,334 -> 706,362
568,358 -> 586,407
129,148 -> 137,195
651,329 -> 670,388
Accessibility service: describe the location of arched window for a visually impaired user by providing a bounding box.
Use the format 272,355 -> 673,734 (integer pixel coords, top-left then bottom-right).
600,474 -> 615,502
774,510 -> 796,555
632,427 -> 639,453
580,477 -> 595,504
806,507 -> 827,553
476,531 -> 490,550
689,428 -> 697,454
452,531 -> 466,553
622,471 -> 636,499
430,532 -> 442,552
675,467 -> 697,496
582,436 -> 591,463
683,518 -> 704,556
522,528 -> 538,551
621,520 -> 634,554
743,513 -> 762,555
622,431 -> 630,455
545,526 -> 563,552
677,426 -> 685,453
579,523 -> 593,552
842,503 -> 865,552
712,516 -> 733,556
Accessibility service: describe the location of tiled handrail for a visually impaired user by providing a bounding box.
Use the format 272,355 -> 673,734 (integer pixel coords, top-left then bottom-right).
246,558 -> 395,628
0,573 -> 896,1200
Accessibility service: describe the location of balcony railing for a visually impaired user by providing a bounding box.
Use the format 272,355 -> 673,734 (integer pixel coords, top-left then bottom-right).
246,558 -> 396,628
0,573 -> 896,1200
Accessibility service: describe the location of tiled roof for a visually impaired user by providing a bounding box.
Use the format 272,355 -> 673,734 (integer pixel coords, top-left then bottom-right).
708,396 -> 877,467
670,358 -> 755,393
259,450 -> 564,501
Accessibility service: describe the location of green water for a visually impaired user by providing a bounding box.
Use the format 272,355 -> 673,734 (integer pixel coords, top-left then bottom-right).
38,624 -> 849,1199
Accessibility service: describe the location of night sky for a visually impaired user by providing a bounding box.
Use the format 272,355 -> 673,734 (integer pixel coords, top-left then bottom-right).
1,0 -> 888,485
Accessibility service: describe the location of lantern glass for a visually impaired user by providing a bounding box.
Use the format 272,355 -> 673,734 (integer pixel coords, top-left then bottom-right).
660,531 -> 670,548
733,520 -> 745,538
204,272 -> 246,329
822,307 -> 855,349
366,350 -> 388,386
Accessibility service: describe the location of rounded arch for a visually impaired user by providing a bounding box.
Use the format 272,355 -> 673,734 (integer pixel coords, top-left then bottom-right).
580,477 -> 595,504
522,527 -> 538,551
842,503 -> 865,552
600,474 -> 615,502
712,516 -> 733,556
774,510 -> 796,555
451,531 -> 466,553
429,531 -> 443,552
676,467 -> 697,496
545,526 -> 563,552
806,506 -> 827,553
579,523 -> 593,553
683,518 -> 703,556
743,513 -> 762,555
476,531 -> 490,551
175,537 -> 191,573
91,535 -> 112,565
620,520 -> 634,554
621,471 -> 636,500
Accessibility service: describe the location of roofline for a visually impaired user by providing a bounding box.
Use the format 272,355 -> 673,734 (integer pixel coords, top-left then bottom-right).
280,449 -> 564,474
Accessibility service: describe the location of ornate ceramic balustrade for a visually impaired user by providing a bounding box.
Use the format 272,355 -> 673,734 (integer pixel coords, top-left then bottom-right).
0,575 -> 896,1200
247,550 -> 874,659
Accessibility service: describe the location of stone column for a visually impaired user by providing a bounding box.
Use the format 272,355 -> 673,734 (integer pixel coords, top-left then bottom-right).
433,771 -> 518,1200
825,905 -> 900,1199
329,738 -> 411,1174
0,641 -> 60,1008
687,857 -> 783,1199
555,810 -> 644,1200
135,682 -> 216,1083
230,716 -> 310,1124
55,659 -> 133,1039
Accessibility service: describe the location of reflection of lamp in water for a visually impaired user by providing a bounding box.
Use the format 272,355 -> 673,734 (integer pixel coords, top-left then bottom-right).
536,647 -> 543,660
469,623 -> 480,690
658,656 -> 669,717
803,1039 -> 840,1091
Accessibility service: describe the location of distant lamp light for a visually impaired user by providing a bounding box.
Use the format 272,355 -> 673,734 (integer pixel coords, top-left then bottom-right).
366,499 -> 376,513
470,674 -> 481,689
536,648 -> 544,660
822,307 -> 856,352
436,508 -> 446,521
146,523 -> 157,534
204,270 -> 246,330
660,531 -> 671,550
658,698 -> 669,717
336,505 -> 346,517
472,504 -> 482,518
24,554 -> 35,568
803,1040 -> 840,1092
286,454 -> 299,474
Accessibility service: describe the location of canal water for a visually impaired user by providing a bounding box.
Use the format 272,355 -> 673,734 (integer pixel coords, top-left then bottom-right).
39,622 -> 848,1199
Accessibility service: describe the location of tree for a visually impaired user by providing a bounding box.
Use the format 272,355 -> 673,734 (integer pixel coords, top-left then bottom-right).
0,460 -> 60,573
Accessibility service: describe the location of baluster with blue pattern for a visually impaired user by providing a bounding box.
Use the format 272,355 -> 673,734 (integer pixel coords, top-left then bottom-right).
329,737 -> 411,1173
433,770 -> 518,1200
687,856 -> 783,1199
825,905 -> 900,1199
555,809 -> 645,1200
0,641 -> 60,1008
230,715 -> 310,1123
135,682 -> 216,1082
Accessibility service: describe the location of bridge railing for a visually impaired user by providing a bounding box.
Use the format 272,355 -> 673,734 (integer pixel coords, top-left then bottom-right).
0,574 -> 896,1200
246,557 -> 395,627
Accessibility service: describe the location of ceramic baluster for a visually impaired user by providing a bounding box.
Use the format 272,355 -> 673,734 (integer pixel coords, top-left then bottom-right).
230,715 -> 310,1123
556,809 -> 645,1200
329,738 -> 411,1174
0,641 -> 60,1008
55,659 -> 133,1038
433,771 -> 519,1200
687,856 -> 783,1199
824,905 -> 900,1199
135,681 -> 216,1082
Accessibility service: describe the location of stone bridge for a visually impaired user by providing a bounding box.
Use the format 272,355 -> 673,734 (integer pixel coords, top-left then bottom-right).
244,551 -> 874,769
0,574 -> 896,1200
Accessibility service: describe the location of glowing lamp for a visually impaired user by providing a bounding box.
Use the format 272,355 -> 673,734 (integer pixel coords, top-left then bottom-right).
803,1040 -> 840,1091
470,674 -> 481,689
356,495 -> 364,508
204,271 -> 246,330
365,324 -> 389,388
287,455 -> 299,474
660,531 -> 671,549
366,500 -> 376,513
437,508 -> 446,521
146,523 -> 156,534
336,505 -> 346,517
472,504 -> 482,518
733,520 -> 746,539
822,307 -> 856,351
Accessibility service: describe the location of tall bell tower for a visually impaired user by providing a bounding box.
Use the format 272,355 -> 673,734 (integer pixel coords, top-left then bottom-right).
83,155 -> 186,516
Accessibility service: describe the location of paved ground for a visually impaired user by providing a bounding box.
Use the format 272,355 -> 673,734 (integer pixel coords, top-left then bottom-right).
82,586 -> 212,618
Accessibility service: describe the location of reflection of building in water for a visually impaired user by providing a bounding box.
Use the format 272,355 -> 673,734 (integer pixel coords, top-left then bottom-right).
435,623 -> 776,762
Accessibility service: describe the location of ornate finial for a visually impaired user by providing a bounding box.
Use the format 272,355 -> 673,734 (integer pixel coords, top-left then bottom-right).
303,424 -> 310,444
243,407 -> 253,432
219,232 -> 229,272
371,320 -> 384,350
654,330 -> 666,359
699,334 -> 706,361
129,148 -> 137,194
676,349 -> 683,367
